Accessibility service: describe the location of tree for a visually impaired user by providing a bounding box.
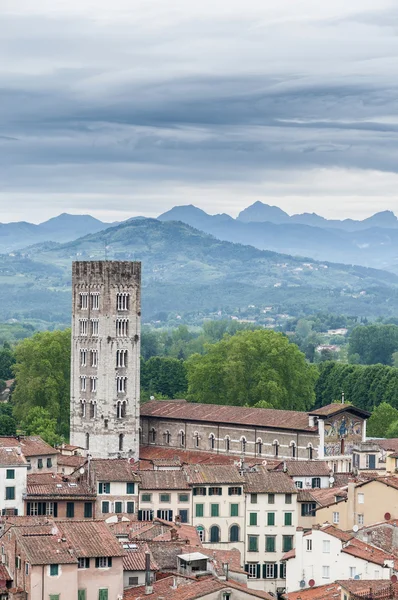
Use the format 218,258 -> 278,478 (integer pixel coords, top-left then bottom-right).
348,324 -> 398,365
12,329 -> 70,439
0,343 -> 15,380
186,330 -> 317,410
367,402 -> 398,438
386,419 -> 398,439
0,403 -> 17,435
141,357 -> 188,399
20,407 -> 60,446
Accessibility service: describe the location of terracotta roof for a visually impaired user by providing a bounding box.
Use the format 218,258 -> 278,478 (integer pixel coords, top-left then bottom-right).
89,459 -> 140,482
15,530 -> 78,565
243,468 -> 297,494
281,548 -> 295,561
282,583 -> 341,600
320,524 -> 353,542
356,475 -> 398,491
338,579 -> 398,597
308,487 -> 347,507
57,454 -> 86,468
123,543 -> 159,571
309,403 -> 370,418
184,465 -> 244,485
59,444 -> 83,452
124,575 -> 273,600
0,448 -> 27,466
152,458 -> 182,467
26,473 -> 95,499
56,520 -> 125,558
0,436 -> 58,457
276,460 -> 331,477
182,545 -> 244,575
141,400 -> 316,432
138,470 -> 190,490
342,538 -> 395,566
0,565 -> 11,581
138,446 -> 282,469
370,439 -> 398,452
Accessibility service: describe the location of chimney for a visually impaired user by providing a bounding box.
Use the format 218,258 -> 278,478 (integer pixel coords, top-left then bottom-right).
170,528 -> 179,541
145,551 -> 151,593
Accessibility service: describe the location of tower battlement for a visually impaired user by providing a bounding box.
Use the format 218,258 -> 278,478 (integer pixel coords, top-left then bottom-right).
70,261 -> 141,460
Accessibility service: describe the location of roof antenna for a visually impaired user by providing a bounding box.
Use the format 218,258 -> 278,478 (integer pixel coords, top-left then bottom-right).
341,391 -> 345,404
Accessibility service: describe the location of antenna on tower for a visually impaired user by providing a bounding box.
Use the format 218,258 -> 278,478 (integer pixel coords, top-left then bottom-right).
341,391 -> 345,404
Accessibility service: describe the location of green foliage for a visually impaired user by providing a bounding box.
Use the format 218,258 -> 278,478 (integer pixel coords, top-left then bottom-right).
349,324 -> 398,365
386,420 -> 398,439
186,330 -> 317,410
367,402 -> 398,438
12,329 -> 71,439
0,344 -> 15,380
19,407 -> 61,446
141,357 -> 188,399
0,403 -> 17,435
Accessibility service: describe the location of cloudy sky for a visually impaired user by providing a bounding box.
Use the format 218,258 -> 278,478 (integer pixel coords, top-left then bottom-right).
1,0 -> 398,223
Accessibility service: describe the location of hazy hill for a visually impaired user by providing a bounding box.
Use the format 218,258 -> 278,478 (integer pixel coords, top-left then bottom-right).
2,219 -> 398,326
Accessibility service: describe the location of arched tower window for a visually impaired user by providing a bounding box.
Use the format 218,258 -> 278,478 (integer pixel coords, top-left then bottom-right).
119,433 -> 124,451
85,433 -> 90,450
241,437 -> 246,454
225,437 -> 230,452
209,434 -> 215,450
179,430 -> 185,448
194,432 -> 200,448
290,441 -> 296,458
256,438 -> 263,456
149,428 -> 156,444
163,430 -> 171,445
273,440 -> 279,457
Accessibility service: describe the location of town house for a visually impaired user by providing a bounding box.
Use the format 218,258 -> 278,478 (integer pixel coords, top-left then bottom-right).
24,473 -> 96,519
137,470 -> 191,523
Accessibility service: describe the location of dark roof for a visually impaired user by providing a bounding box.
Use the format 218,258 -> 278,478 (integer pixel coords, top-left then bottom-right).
122,544 -> 159,571
309,403 -> 370,419
184,464 -> 244,485
0,448 -> 27,466
89,459 -> 140,482
138,446 -> 281,469
277,460 -> 331,477
57,454 -> 86,468
141,400 -> 316,432
26,473 -> 95,500
56,521 -> 125,558
243,468 -> 297,494
138,470 -> 190,490
369,439 -> 398,452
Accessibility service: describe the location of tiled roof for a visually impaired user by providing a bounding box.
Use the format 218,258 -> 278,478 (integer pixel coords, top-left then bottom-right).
16,530 -> 78,565
123,543 -> 159,571
281,548 -> 295,561
320,524 -> 353,542
370,438 -> 398,452
26,473 -> 95,499
0,448 -> 27,466
181,545 -> 244,575
0,565 -> 11,581
356,475 -> 398,491
281,583 -> 341,600
342,538 -> 395,566
57,520 -> 125,558
89,459 -> 140,482
138,470 -> 190,490
243,468 -> 297,494
184,464 -> 244,485
57,454 -> 86,468
0,436 -> 58,457
124,575 -> 273,600
308,487 -> 347,507
138,446 -> 281,469
309,403 -> 370,418
338,579 -> 398,597
276,460 -> 331,477
141,400 -> 316,432
152,458 -> 182,467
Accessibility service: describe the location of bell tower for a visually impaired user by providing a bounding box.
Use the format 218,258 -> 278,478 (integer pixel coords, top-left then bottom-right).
70,261 -> 141,459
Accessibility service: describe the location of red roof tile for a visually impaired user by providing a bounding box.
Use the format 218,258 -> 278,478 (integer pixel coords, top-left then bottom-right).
342,538 -> 395,566
184,465 -> 244,485
0,436 -> 58,457
281,583 -> 341,600
276,460 -> 331,477
123,543 -> 158,571
243,468 -> 297,494
309,403 -> 370,418
26,473 -> 95,499
89,459 -> 140,482
138,470 -> 190,490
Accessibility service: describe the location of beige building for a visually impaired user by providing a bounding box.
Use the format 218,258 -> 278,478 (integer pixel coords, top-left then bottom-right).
70,260 -> 141,460
316,476 -> 398,530
0,436 -> 58,474
137,470 -> 191,523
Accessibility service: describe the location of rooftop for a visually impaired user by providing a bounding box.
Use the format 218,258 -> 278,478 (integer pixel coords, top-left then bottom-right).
141,400 -> 316,432
309,403 -> 370,419
89,459 -> 140,482
0,436 -> 58,457
184,464 -> 244,485
276,460 -> 331,477
26,473 -> 95,499
138,470 -> 190,490
243,468 -> 297,494
122,543 -> 159,572
281,583 -> 341,600
0,447 -> 27,466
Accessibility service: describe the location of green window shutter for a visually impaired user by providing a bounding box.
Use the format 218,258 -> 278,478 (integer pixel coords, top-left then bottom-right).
211,504 -> 219,517
267,512 -> 275,526
126,483 -> 135,494
249,513 -> 257,526
195,504 -> 204,517
49,596 -> 60,600
99,590 -> 108,600
102,502 -> 109,514
284,512 -> 292,526
127,502 -> 134,514
99,483 -> 103,494
115,502 -> 122,513
230,504 -> 238,517
84,503 -> 93,518
6,470 -> 14,480
78,590 -> 86,600
108,557 -> 112,567
66,502 -> 74,518
266,537 -> 275,552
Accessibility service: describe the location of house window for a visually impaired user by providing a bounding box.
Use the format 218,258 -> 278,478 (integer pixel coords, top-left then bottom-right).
284,512 -> 292,526
5,487 -> 15,500
194,487 -> 206,496
251,494 -> 257,504
116,319 -> 129,337
197,526 -> 205,542
116,376 -> 127,393
91,350 -> 98,367
66,502 -> 74,518
333,512 -> 340,524
47,458 -> 52,468
266,536 -> 276,552
322,565 -> 330,579
79,319 -> 88,336
37,458 -> 43,469
209,434 -> 215,450
90,293 -> 99,310
84,503 -> 93,518
312,478 -> 321,489
25,562 -> 29,575
80,349 -> 87,367
209,487 -> 222,496
115,502 -> 123,513
249,512 -> 258,526
267,512 -> 275,526
247,563 -> 258,579
295,481 -> 303,489
349,567 -> 356,579
306,539 -> 312,551
256,439 -> 262,455
90,377 -> 97,393
91,319 -> 99,336
291,442 -> 296,458
46,502 -> 55,516
273,441 -> 279,457
358,514 -> 364,525
6,470 -> 14,480
80,376 -> 87,392
116,349 -> 127,368
149,428 -> 156,443
358,493 -> 364,504
117,293 -> 129,311
264,563 -> 275,579
248,535 -> 259,552
50,564 -> 59,576
230,504 -> 239,517
282,536 -> 293,552
178,494 -> 189,502
99,590 -> 108,600
179,430 -> 186,447
78,558 -> 90,569
228,487 -> 242,496
50,596 -> 60,600
301,502 -> 316,517
102,501 -> 109,514
80,293 -> 88,309
96,557 -> 112,569
129,577 -> 139,586
323,540 -> 330,553
98,481 -> 110,496
160,493 -> 170,502
285,493 -> 292,504
126,483 -> 135,494
141,494 -> 152,502
139,509 -> 153,521
229,525 -> 240,542
211,504 -> 219,517
157,508 -> 173,521
268,493 -> 275,504
194,432 -> 200,448
127,502 -> 135,514
210,525 -> 220,543
195,504 -> 204,517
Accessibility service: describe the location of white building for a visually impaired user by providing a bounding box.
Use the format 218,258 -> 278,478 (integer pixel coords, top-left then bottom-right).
137,470 -> 192,523
284,524 -> 395,594
0,447 -> 28,516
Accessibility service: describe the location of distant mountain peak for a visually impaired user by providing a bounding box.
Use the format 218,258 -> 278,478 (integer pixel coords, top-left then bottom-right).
237,202 -> 290,224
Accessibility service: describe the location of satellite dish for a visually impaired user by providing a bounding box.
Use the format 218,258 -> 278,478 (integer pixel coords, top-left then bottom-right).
299,580 -> 306,588
262,460 -> 267,467
391,575 -> 397,583
309,579 -> 315,588
353,525 -> 359,533
329,476 -> 335,484
79,467 -> 85,475
385,512 -> 392,521
354,575 -> 360,580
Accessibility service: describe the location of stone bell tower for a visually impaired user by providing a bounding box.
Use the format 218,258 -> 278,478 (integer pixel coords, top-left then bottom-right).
70,261 -> 141,459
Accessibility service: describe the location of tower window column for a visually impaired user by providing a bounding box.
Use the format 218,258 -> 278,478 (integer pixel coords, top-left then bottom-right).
80,349 -> 87,367
79,293 -> 88,310
116,319 -> 129,337
116,376 -> 127,394
90,292 -> 99,310
117,293 -> 130,311
91,350 -> 98,368
116,349 -> 128,368
79,319 -> 88,336
90,377 -> 97,393
80,376 -> 87,392
91,319 -> 99,336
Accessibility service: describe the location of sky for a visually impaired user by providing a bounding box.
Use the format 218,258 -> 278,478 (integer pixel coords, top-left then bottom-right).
1,0 -> 398,223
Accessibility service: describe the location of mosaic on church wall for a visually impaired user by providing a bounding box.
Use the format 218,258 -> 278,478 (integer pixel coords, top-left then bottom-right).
324,413 -> 363,456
